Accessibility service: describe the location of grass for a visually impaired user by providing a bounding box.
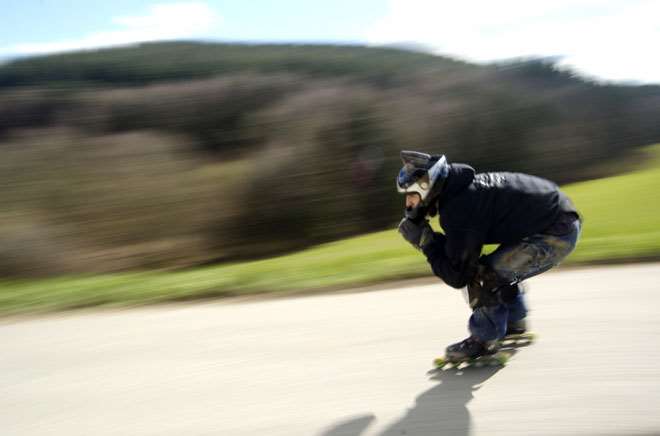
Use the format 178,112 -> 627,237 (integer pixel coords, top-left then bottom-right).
2,144 -> 660,315
561,145 -> 660,262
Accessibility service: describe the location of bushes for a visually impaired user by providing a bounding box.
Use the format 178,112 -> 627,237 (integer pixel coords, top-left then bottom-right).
65,75 -> 302,156
0,89 -> 73,137
0,128 -> 241,273
218,86 -> 381,257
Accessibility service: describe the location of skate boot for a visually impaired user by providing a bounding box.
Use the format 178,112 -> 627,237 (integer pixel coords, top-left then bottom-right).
505,319 -> 527,336
445,336 -> 499,362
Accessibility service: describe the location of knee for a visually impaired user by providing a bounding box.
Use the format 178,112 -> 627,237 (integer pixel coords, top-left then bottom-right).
483,255 -> 519,284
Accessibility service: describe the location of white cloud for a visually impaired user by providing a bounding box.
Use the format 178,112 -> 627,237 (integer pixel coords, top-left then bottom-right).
3,2 -> 220,56
367,0 -> 660,83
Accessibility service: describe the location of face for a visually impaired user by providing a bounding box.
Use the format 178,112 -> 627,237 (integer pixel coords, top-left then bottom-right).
405,193 -> 421,210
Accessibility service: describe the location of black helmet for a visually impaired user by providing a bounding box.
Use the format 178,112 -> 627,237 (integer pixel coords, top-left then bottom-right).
396,150 -> 449,205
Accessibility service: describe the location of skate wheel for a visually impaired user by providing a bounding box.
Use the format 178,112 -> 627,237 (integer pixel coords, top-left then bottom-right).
493,352 -> 510,365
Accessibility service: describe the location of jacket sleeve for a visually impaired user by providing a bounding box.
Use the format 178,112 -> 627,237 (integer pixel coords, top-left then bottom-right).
422,229 -> 483,289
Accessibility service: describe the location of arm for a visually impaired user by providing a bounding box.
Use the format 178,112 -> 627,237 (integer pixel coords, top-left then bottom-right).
421,229 -> 483,289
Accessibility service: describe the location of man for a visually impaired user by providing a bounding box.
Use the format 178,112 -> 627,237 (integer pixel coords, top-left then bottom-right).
396,150 -> 581,360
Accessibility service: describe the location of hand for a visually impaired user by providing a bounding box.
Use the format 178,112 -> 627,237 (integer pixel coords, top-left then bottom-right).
404,204 -> 427,222
398,217 -> 435,250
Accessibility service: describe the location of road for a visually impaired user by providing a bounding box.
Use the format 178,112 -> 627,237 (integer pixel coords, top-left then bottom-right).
2,263 -> 660,436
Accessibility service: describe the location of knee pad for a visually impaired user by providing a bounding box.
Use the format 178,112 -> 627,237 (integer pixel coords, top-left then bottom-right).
467,265 -> 514,309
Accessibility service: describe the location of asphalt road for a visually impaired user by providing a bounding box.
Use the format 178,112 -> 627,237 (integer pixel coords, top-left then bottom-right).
2,263 -> 660,436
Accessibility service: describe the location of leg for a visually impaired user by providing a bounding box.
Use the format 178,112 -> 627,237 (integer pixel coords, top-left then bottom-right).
468,220 -> 581,341
501,283 -> 527,324
484,220 -> 581,284
469,304 -> 508,342
502,283 -> 528,334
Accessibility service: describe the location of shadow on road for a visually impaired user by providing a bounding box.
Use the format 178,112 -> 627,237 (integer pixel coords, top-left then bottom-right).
319,365 -> 503,436
321,415 -> 377,436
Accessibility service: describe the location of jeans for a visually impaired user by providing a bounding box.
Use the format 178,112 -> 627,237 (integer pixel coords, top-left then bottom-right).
469,219 -> 581,341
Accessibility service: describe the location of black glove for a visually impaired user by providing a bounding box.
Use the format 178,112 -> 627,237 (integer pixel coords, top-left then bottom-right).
398,217 -> 435,250
404,204 -> 427,223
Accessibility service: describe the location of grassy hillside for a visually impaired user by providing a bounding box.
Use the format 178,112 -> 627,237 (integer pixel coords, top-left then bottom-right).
2,144 -> 659,315
565,144 -> 660,262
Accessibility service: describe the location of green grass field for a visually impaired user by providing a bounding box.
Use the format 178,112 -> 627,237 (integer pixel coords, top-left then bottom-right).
2,144 -> 660,315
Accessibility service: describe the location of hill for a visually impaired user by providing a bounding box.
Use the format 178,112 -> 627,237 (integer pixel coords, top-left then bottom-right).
0,41 -> 470,88
1,42 -> 659,276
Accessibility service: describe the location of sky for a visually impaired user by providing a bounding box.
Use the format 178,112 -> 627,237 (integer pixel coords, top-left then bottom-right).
1,0 -> 658,84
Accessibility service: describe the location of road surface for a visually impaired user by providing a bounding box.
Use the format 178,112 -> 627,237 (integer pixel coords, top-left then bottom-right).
2,263 -> 660,436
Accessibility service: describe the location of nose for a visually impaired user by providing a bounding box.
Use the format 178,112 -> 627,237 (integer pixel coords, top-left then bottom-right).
405,194 -> 419,209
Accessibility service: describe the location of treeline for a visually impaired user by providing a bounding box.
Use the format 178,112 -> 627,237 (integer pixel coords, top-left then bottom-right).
0,42 -> 470,88
1,42 -> 659,276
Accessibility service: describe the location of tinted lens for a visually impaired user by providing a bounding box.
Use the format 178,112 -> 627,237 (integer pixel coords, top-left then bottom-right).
398,166 -> 425,188
397,167 -> 412,188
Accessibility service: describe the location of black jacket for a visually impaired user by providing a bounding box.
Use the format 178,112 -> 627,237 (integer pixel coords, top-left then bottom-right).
421,163 -> 578,288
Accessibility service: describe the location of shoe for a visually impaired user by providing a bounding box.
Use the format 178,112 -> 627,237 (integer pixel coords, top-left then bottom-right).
505,319 -> 527,336
445,336 -> 499,360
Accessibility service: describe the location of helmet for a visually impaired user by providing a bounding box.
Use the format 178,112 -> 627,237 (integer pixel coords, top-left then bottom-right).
396,150 -> 449,205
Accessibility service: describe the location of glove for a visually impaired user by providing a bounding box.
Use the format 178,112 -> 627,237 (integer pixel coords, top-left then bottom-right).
404,204 -> 427,223
398,217 -> 435,250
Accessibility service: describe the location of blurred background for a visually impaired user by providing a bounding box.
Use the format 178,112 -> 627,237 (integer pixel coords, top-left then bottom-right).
1,0 -> 660,313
